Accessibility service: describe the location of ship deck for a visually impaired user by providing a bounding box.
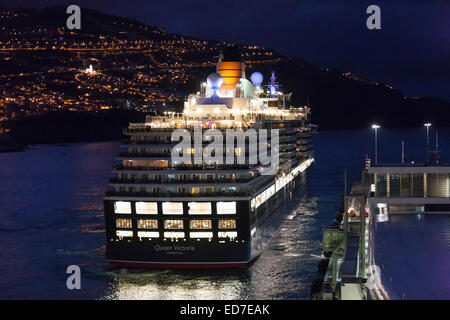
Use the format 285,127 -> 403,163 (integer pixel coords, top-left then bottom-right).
372,214 -> 450,299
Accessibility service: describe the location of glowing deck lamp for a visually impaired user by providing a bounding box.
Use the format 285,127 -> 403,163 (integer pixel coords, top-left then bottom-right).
250,72 -> 263,89
372,124 -> 380,164
269,71 -> 278,97
206,73 -> 223,98
270,85 -> 276,97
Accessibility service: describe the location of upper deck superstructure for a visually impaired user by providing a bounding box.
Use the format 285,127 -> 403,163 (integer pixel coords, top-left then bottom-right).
103,46 -> 315,268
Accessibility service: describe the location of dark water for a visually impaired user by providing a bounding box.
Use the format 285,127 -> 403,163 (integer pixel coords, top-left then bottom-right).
0,128 -> 449,299
373,214 -> 450,299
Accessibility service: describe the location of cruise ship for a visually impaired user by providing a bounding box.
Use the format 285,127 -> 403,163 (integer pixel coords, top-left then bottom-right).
104,46 -> 315,268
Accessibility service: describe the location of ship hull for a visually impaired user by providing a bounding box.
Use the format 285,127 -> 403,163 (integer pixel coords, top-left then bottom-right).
104,164 -> 311,269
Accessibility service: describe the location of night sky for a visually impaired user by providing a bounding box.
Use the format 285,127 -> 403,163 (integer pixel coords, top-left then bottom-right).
3,0 -> 450,100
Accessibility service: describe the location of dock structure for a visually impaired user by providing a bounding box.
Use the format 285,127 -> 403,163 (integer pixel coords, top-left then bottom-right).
316,160 -> 450,300
317,168 -> 371,300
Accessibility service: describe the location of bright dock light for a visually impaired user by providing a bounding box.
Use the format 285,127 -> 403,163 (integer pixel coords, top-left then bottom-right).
424,123 -> 432,163
371,124 -> 380,164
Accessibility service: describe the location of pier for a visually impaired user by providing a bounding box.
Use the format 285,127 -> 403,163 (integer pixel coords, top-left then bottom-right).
315,158 -> 450,300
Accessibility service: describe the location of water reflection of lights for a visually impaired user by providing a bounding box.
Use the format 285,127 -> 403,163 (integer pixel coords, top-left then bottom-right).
376,203 -> 389,223
103,271 -> 245,300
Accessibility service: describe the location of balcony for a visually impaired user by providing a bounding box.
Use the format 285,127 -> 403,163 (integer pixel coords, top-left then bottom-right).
104,189 -> 250,198
109,176 -> 255,185
122,139 -> 173,146
123,125 -> 246,135
113,164 -> 255,171
118,152 -> 171,158
297,137 -> 313,145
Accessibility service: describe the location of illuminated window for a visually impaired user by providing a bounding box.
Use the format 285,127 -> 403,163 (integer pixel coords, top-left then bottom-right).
218,231 -> 238,239
116,230 -> 133,238
218,219 -> 236,229
116,218 -> 132,228
189,220 -> 212,229
217,201 -> 236,214
164,231 -> 185,238
137,231 -> 159,238
136,202 -> 158,214
188,202 -> 212,215
255,195 -> 261,208
162,202 -> 183,215
164,220 -> 184,229
137,219 -> 158,229
261,190 -> 267,203
190,232 -> 213,238
114,201 -> 132,214
266,185 -> 275,198
148,160 -> 168,168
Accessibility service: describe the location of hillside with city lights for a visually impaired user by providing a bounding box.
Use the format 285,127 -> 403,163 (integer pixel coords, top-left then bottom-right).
0,6 -> 448,147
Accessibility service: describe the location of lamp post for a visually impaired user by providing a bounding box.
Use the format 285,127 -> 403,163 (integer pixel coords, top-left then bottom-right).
372,124 -> 380,164
424,123 -> 431,163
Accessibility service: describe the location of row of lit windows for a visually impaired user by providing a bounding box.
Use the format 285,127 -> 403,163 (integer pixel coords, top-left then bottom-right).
114,201 -> 236,215
116,219 -> 236,230
375,173 -> 450,198
250,159 -> 313,210
116,230 -> 238,239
